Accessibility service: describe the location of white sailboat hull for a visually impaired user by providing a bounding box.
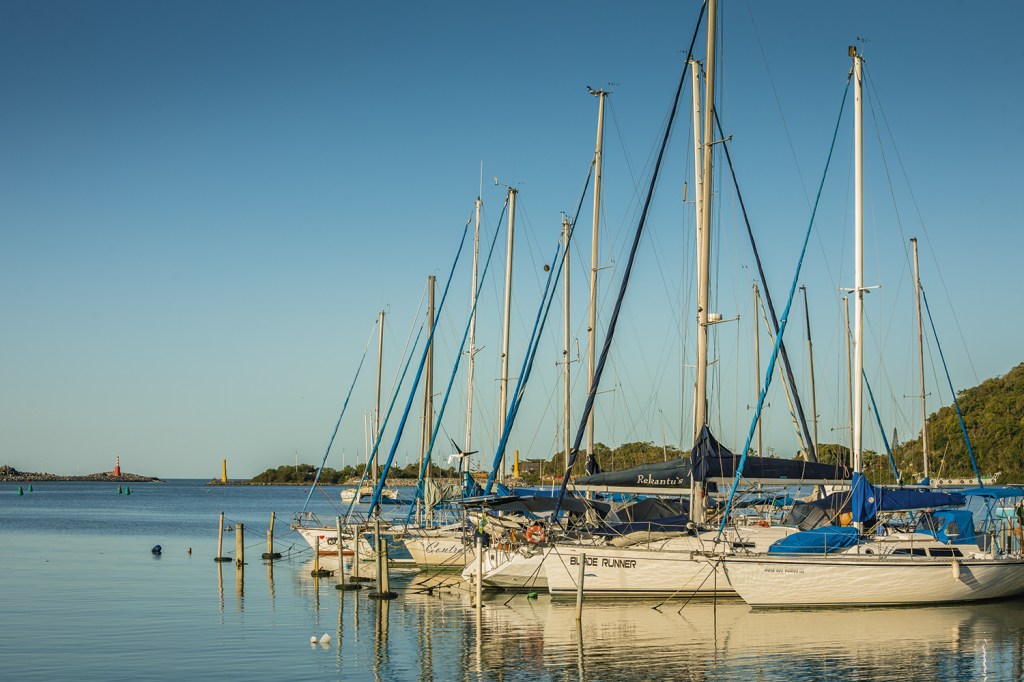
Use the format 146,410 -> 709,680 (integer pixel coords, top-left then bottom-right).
403,529 -> 472,568
293,525 -> 371,558
720,554 -> 1024,607
462,545 -> 549,590
544,527 -> 795,598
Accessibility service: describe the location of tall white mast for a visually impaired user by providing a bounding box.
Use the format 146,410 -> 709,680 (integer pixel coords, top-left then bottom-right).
753,283 -> 763,458
498,187 -> 517,483
586,88 -> 607,466
801,286 -> 819,457
465,196 -> 481,464
689,58 -> 704,444
844,296 -> 853,467
374,310 -> 384,486
418,275 -> 435,523
694,0 -> 717,439
912,237 -> 929,480
851,46 -> 865,531
562,216 -> 572,477
691,0 -> 717,526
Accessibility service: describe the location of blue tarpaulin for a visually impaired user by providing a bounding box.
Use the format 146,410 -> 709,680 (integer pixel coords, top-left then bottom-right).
767,526 -> 860,554
851,472 -> 966,523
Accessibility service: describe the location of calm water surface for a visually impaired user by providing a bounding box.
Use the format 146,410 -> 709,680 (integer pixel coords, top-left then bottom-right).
3,480 -> 1023,681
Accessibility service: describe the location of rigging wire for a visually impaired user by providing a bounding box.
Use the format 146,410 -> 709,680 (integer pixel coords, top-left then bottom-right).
299,316 -> 378,513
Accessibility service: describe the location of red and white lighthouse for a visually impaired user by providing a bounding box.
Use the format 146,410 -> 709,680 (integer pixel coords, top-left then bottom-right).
114,456 -> 121,477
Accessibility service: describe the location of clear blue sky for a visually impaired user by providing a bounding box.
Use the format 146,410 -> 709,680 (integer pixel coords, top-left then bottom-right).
3,1 -> 1022,479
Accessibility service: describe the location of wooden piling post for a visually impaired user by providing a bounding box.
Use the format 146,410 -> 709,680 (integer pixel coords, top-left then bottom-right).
475,535 -> 483,613
262,511 -> 281,560
214,512 -> 231,562
369,517 -> 396,599
335,516 -> 361,590
235,522 -> 244,566
374,517 -> 383,589
575,552 -> 586,622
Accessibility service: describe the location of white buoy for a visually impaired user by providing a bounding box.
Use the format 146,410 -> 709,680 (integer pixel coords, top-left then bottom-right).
310,636 -> 317,644
319,633 -> 332,644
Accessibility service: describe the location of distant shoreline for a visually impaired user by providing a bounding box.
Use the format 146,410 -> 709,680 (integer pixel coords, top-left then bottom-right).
206,477 -> 461,486
0,465 -> 160,483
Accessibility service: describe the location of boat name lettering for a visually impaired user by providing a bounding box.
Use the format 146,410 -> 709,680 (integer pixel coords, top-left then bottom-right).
424,541 -> 462,553
764,567 -> 804,574
569,556 -> 637,569
635,474 -> 686,486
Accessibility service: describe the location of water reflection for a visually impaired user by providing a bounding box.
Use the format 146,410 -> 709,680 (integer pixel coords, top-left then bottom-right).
396,583 -> 1024,681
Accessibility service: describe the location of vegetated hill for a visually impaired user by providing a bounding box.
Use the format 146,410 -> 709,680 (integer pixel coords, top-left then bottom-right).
890,363 -> 1024,483
246,461 -> 459,485
520,441 -> 686,484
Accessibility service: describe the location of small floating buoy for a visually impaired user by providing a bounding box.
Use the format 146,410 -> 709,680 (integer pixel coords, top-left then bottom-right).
151,545 -> 162,555
27,484 -> 32,492
187,547 -> 192,556
125,486 -> 131,495
319,634 -> 331,644
17,486 -> 23,495
117,486 -> 123,494
310,636 -> 317,644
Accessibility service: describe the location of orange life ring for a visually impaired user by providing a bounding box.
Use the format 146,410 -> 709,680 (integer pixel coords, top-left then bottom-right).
526,525 -> 545,543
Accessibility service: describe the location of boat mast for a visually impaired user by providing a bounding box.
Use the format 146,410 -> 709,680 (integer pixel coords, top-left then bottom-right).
844,296 -> 853,468
692,0 -> 717,525
587,88 -> 607,467
911,237 -> 929,480
418,275 -> 435,524
498,186 -> 517,484
689,57 -> 704,444
562,216 -> 572,478
800,286 -> 819,457
851,45 -> 865,531
374,310 -> 385,486
753,283 -> 762,458
465,195 -> 482,467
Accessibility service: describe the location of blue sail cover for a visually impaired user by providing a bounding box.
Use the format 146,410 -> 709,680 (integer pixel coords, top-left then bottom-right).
767,526 -> 860,554
574,457 -> 690,489
690,426 -> 849,483
850,472 -> 966,523
574,427 -> 850,490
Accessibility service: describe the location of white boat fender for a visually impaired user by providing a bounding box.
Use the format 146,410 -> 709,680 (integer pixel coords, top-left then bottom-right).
952,558 -> 962,582
319,634 -> 332,644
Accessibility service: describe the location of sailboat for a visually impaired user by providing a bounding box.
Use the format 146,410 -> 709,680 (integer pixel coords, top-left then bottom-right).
717,46 -> 1024,608
529,0 -> 854,600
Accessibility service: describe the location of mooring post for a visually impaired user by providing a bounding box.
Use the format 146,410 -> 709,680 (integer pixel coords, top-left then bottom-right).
575,552 -> 586,622
335,516 -> 361,591
342,516 -> 350,577
353,525 -> 362,580
214,512 -> 231,562
235,522 -> 244,567
374,517 -> 383,591
381,530 -> 391,595
475,535 -> 483,612
262,511 -> 281,560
